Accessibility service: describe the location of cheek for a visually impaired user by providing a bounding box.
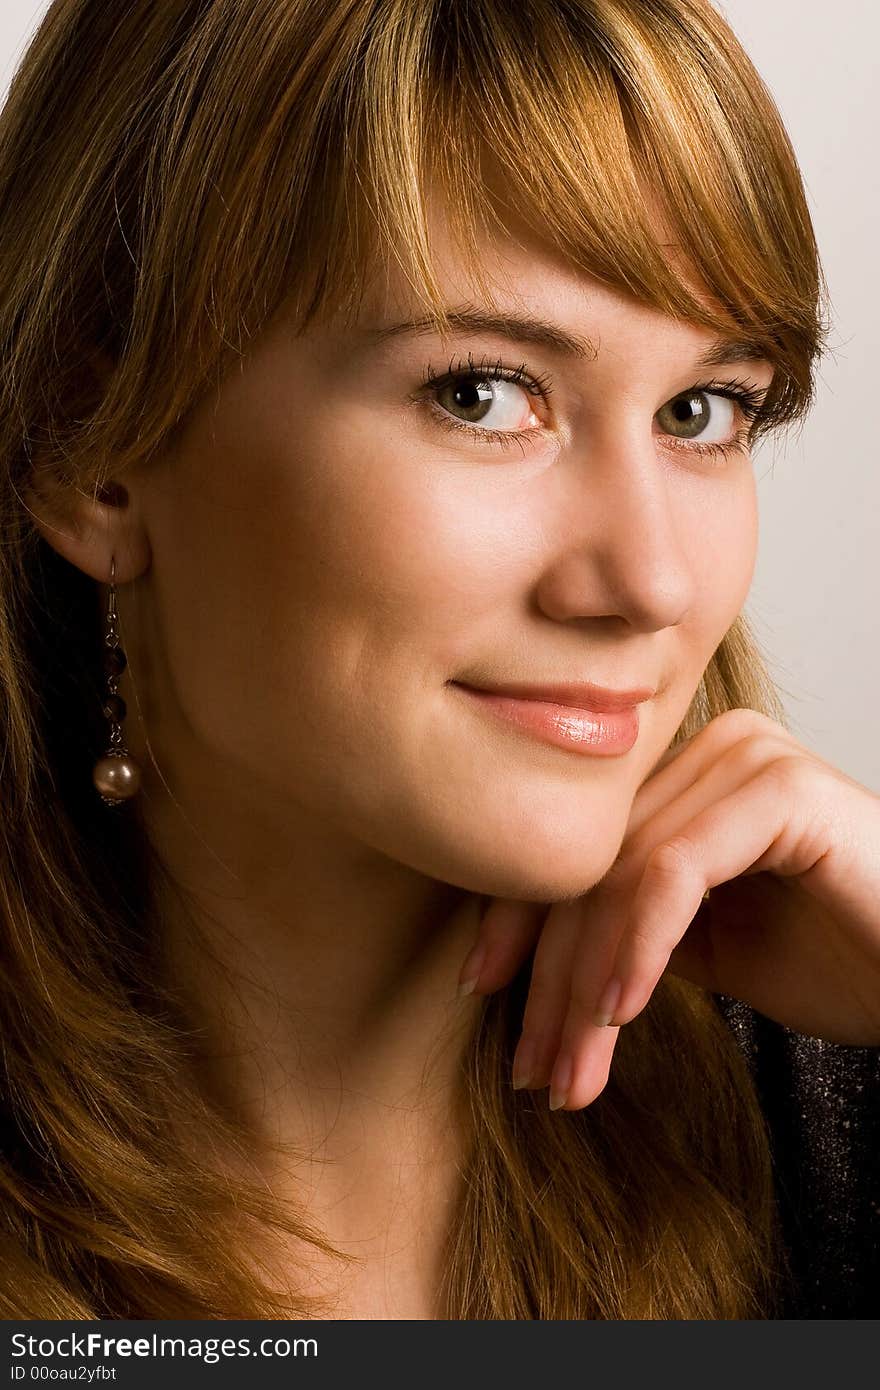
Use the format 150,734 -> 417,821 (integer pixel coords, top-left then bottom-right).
142,376 -> 518,808
687,475 -> 758,633
266,403 -> 532,676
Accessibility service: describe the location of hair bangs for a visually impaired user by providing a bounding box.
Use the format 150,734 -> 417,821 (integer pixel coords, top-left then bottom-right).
334,0 -> 829,443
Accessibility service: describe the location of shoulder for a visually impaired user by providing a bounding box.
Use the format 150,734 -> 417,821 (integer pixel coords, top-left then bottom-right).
712,992 -> 880,1318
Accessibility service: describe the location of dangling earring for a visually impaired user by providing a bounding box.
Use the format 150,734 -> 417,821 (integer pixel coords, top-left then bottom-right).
92,555 -> 142,805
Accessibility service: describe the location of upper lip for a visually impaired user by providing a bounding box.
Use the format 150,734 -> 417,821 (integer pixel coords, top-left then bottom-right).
454,679 -> 656,713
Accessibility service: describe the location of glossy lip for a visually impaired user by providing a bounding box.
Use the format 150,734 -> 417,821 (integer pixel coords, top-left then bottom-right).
451,679 -> 655,713
450,681 -> 648,756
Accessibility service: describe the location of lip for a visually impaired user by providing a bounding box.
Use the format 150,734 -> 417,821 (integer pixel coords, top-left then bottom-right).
450,680 -> 650,756
453,679 -> 655,713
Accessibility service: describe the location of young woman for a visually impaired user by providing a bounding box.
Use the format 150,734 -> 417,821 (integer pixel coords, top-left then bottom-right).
0,0 -> 877,1320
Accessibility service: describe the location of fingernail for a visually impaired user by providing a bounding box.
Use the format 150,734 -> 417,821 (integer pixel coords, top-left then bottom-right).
594,976 -> 622,1027
548,1051 -> 572,1111
512,1035 -> 537,1089
457,941 -> 487,998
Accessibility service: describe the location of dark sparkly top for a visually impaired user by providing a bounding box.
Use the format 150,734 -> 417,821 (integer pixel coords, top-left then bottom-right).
712,993 -> 880,1318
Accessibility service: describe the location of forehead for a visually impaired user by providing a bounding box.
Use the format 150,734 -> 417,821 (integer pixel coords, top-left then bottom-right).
350,188 -> 769,374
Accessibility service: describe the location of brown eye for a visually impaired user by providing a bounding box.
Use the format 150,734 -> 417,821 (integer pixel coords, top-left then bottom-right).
437,377 -> 495,423
656,390 -> 735,444
434,375 -> 536,431
658,390 -> 708,437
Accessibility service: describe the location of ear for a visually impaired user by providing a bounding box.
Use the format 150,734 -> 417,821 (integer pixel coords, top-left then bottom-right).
21,346 -> 151,584
23,467 -> 151,585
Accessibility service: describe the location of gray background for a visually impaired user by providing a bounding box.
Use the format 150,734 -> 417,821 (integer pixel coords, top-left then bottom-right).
3,1 -> 877,790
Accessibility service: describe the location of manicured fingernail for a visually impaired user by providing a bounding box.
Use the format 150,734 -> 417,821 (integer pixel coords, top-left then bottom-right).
512,1035 -> 537,1089
548,1051 -> 572,1110
593,976 -> 622,1027
457,942 -> 487,997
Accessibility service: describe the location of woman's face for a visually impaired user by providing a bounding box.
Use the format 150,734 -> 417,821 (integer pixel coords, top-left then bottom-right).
117,199 -> 771,903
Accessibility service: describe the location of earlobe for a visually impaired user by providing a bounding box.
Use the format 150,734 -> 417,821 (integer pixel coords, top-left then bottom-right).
22,468 -> 151,585
20,343 -> 149,583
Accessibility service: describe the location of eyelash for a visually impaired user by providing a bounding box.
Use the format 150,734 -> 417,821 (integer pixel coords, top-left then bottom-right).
412,352 -> 768,464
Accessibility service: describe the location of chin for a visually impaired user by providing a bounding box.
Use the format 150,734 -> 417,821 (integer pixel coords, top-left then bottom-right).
468,855 -> 621,907
422,810 -> 630,906
363,744 -> 639,900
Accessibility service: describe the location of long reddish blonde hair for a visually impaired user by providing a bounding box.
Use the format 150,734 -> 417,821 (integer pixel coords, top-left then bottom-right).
0,0 -> 827,1316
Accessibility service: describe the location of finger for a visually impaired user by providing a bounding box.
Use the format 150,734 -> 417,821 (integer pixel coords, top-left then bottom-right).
622,707 -> 799,850
541,885 -> 634,1110
583,734 -> 804,1033
599,754 -> 829,1028
616,723 -> 803,886
572,726 -> 788,1008
457,897 -> 547,996
511,899 -> 588,1090
547,734 -> 800,1111
548,1017 -> 621,1112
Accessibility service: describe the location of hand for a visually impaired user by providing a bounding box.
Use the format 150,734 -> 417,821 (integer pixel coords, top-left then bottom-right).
456,707 -> 880,1111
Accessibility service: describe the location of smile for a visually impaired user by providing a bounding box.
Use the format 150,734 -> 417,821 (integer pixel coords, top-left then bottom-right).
450,682 -> 642,756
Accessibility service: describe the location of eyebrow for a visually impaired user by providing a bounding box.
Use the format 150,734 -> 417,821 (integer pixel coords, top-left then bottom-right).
367,306 -> 771,370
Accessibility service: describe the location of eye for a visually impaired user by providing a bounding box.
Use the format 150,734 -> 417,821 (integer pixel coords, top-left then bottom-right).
425,355 -> 550,436
410,357 -> 768,463
655,389 -> 736,446
434,374 -> 540,431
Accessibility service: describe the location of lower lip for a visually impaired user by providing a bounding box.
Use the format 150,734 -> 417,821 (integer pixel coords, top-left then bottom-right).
451,684 -> 641,756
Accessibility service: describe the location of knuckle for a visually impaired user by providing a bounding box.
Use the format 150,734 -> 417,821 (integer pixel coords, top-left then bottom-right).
703,708 -> 792,757
713,707 -> 762,739
720,730 -> 795,780
646,836 -> 698,885
714,706 -> 785,738
762,751 -> 814,797
625,923 -> 664,968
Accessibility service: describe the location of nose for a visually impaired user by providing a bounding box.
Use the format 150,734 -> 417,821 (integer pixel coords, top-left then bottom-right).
534,425 -> 697,633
